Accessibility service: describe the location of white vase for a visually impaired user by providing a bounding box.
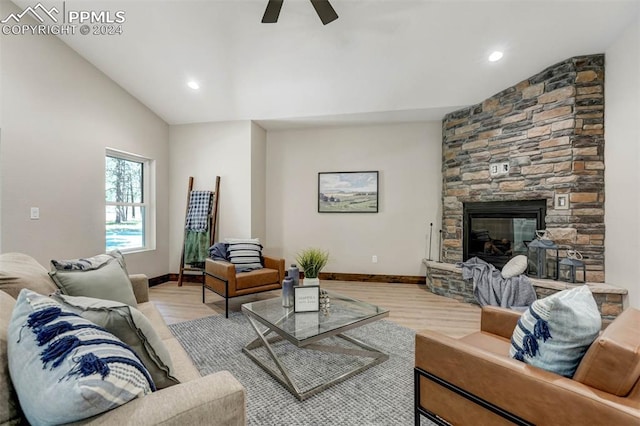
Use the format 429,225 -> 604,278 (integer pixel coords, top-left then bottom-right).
303,277 -> 320,286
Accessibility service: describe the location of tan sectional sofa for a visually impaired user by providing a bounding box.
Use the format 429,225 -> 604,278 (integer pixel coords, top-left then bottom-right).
0,253 -> 246,425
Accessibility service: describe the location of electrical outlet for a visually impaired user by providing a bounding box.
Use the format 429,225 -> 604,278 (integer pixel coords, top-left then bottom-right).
372,255 -> 378,263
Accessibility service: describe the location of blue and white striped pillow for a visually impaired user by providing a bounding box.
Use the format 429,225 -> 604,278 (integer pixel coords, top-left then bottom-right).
7,289 -> 154,425
509,285 -> 601,378
225,238 -> 264,272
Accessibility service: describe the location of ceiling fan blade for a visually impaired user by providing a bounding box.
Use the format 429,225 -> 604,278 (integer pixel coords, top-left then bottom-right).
262,0 -> 283,23
310,0 -> 338,25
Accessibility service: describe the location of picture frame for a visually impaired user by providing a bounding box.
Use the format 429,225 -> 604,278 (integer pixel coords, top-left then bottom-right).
293,285 -> 320,312
318,171 -> 379,213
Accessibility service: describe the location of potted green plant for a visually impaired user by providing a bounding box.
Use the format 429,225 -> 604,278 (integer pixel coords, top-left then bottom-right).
295,248 -> 329,286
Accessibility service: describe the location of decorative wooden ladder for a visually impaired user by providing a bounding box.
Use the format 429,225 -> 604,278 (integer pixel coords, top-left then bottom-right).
178,176 -> 220,287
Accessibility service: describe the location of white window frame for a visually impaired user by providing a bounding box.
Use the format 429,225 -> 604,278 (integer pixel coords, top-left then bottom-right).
105,148 -> 156,253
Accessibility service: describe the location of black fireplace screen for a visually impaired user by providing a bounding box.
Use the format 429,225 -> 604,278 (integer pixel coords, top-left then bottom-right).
463,200 -> 546,269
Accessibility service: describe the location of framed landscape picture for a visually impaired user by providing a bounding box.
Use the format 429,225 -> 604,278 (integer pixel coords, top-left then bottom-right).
318,171 -> 379,213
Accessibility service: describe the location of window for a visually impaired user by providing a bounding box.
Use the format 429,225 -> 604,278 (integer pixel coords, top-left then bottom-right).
105,149 -> 154,252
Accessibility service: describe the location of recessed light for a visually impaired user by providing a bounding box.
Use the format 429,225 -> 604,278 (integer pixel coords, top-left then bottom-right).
488,51 -> 503,62
187,81 -> 200,90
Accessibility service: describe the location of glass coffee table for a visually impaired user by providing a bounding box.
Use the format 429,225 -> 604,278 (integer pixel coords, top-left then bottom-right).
241,290 -> 389,400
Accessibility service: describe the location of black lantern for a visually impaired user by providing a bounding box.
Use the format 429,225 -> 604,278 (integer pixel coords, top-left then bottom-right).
559,250 -> 586,283
527,230 -> 559,280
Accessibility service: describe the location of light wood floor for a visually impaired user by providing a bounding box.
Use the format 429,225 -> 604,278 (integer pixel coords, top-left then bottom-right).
149,280 -> 481,338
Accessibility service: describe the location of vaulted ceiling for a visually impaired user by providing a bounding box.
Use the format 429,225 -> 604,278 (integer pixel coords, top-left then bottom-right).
13,0 -> 640,128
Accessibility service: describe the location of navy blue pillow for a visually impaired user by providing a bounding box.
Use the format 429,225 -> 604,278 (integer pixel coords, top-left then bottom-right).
208,242 -> 229,261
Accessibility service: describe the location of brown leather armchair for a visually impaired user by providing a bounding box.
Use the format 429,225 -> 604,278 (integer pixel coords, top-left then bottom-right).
415,305 -> 640,425
204,256 -> 285,317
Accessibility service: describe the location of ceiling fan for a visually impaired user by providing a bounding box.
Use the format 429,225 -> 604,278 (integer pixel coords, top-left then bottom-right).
262,0 -> 339,25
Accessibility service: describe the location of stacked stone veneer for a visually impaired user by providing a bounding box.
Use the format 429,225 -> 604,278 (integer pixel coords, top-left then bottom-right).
442,54 -> 605,282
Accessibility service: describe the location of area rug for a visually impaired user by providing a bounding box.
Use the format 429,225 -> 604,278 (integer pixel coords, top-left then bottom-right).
169,312 -> 433,425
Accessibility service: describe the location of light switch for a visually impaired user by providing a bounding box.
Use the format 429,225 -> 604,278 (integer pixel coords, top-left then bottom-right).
30,207 -> 39,220
490,162 -> 510,176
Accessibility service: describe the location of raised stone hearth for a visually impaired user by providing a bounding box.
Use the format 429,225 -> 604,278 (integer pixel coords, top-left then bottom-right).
423,260 -> 626,321
441,54 -> 605,282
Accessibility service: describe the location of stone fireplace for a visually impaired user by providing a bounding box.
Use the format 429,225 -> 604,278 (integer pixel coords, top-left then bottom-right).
425,54 -> 627,319
442,54 -> 605,283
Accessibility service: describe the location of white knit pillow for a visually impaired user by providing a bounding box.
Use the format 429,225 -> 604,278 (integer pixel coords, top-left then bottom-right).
501,255 -> 528,279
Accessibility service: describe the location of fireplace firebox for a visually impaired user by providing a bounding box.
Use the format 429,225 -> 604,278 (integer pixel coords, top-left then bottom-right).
463,200 -> 546,269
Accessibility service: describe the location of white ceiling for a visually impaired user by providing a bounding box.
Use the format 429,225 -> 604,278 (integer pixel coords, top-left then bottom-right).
15,0 -> 640,128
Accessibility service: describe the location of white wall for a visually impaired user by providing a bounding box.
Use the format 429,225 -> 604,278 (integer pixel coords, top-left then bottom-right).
168,121 -> 255,272
605,15 -> 640,308
0,2 -> 170,277
266,122 -> 442,276
251,122 -> 267,244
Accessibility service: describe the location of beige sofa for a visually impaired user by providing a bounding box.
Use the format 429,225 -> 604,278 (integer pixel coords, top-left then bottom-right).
0,253 -> 246,425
